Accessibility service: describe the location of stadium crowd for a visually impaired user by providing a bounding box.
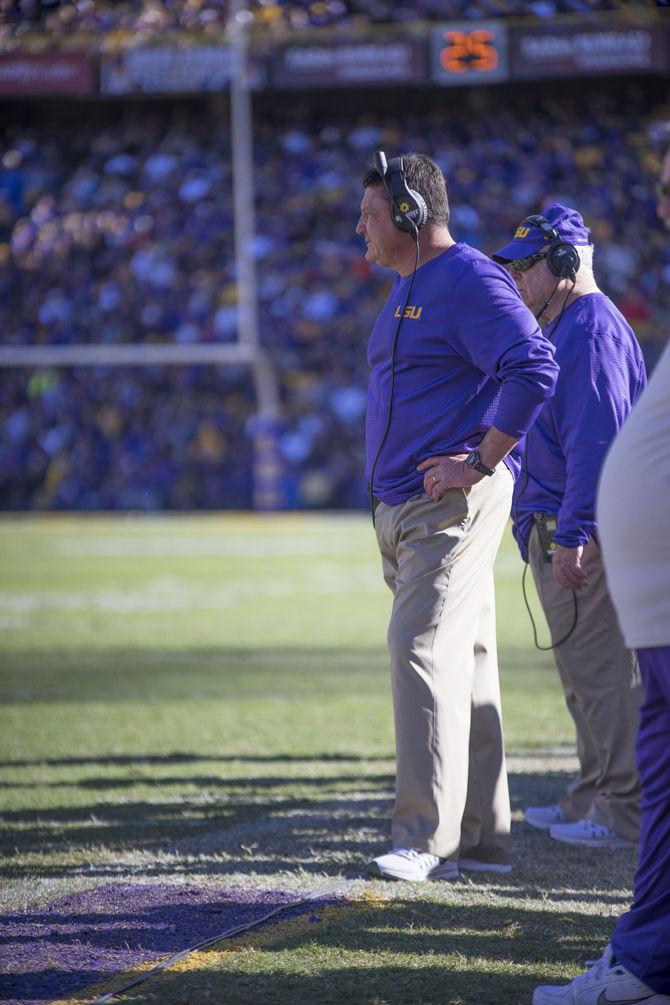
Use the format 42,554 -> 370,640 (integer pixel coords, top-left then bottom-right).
1,0 -> 645,40
1,83 -> 669,510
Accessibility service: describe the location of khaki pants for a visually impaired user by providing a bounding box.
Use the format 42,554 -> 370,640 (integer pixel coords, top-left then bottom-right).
529,526 -> 642,842
374,468 -> 513,863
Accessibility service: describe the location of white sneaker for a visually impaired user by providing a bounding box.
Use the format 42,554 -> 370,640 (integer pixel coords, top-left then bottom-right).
549,818 -> 636,848
458,858 -> 512,874
524,804 -> 567,830
367,848 -> 459,881
533,943 -> 670,1003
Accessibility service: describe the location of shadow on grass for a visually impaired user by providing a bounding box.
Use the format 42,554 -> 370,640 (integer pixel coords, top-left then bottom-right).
0,771 -> 394,791
135,960 -> 575,1005
0,769 -> 637,901
0,788 -> 391,865
0,647 -> 393,705
0,779 -> 393,880
509,768 -> 570,811
0,752 -> 393,769
0,893 -> 617,1005
0,646 -> 558,705
0,798 -> 289,856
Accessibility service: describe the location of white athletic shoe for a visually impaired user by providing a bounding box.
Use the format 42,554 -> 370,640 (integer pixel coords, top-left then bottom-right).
549,818 -> 636,848
532,943 -> 670,1004
367,848 -> 459,881
524,804 -> 567,830
458,858 -> 512,874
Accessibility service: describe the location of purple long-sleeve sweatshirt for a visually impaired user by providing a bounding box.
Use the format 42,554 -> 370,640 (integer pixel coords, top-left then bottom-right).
513,291 -> 647,560
366,243 -> 559,505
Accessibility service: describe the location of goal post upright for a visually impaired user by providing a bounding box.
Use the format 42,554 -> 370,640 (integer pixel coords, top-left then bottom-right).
230,0 -> 259,360
230,0 -> 283,510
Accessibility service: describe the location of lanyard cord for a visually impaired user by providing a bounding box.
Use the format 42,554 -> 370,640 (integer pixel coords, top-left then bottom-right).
521,549 -> 579,651
515,282 -> 579,651
368,236 -> 421,526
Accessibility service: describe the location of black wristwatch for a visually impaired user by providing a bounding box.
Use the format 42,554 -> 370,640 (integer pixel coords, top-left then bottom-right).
464,450 -> 496,477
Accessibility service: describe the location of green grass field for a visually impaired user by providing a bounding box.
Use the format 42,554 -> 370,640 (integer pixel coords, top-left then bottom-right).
0,515 -> 637,1005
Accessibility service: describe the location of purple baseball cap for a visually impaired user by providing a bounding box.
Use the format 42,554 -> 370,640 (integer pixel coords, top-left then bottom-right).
492,202 -> 591,263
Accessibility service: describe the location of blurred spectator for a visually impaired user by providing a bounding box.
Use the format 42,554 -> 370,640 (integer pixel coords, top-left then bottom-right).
0,365 -> 254,509
0,81 -> 668,510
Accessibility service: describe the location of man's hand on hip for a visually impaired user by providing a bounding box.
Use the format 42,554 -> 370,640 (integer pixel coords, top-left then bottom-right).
417,455 -> 483,500
552,544 -> 587,591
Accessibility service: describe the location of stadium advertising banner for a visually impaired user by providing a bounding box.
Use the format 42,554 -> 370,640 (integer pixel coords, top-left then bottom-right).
510,21 -> 669,78
101,46 -> 232,95
0,53 -> 96,95
430,22 -> 510,86
271,38 -> 426,88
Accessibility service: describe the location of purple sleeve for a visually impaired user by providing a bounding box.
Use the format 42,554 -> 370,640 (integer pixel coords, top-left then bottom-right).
448,262 -> 558,437
553,335 -> 647,547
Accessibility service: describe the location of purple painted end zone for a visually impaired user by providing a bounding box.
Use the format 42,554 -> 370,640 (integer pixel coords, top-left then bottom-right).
0,883 -> 330,1005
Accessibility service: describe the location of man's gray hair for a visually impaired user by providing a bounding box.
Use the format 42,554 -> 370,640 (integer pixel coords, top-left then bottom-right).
576,242 -> 594,278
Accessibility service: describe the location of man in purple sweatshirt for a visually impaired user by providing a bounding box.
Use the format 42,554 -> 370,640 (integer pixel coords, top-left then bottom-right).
493,204 -> 646,850
357,152 -> 558,881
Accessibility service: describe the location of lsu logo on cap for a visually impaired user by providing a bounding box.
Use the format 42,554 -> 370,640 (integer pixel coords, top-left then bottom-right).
514,225 -> 530,238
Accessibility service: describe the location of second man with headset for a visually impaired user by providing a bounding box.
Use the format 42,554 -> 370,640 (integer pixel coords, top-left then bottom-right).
492,203 -> 646,848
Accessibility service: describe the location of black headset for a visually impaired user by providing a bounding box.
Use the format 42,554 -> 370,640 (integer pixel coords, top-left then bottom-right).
521,214 -> 581,281
374,150 -> 428,237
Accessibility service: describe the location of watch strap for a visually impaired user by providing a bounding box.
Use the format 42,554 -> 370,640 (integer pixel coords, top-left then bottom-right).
465,450 -> 496,477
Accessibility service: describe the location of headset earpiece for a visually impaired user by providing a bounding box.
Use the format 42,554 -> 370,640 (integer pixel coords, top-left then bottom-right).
375,150 -> 428,236
522,214 -> 580,281
546,242 -> 580,281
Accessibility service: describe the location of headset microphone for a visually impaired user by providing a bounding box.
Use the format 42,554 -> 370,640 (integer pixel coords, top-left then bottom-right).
534,281 -> 560,322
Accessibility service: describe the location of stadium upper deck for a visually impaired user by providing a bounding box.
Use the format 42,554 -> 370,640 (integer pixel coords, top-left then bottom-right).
0,0 -> 655,41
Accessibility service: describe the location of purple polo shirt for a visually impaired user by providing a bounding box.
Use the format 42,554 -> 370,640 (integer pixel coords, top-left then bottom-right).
366,243 -> 559,505
513,291 -> 647,559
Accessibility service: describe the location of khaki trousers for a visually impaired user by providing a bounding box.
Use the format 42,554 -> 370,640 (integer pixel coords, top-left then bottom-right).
374,468 -> 513,863
529,526 -> 642,842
